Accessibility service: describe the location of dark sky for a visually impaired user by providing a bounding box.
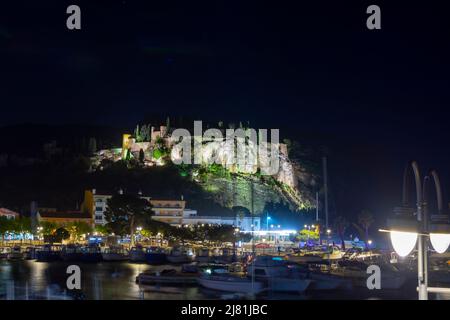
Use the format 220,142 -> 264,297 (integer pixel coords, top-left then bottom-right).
1,1 -> 450,230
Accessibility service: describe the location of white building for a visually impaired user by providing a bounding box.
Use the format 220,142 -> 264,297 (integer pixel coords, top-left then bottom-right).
81,189 -> 260,231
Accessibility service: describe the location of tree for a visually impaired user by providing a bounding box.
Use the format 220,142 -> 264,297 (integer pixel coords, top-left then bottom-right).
40,221 -> 58,236
67,221 -> 92,242
140,124 -> 149,142
357,210 -> 374,248
166,116 -> 170,134
94,224 -> 110,235
104,194 -> 154,245
14,217 -> 32,242
333,216 -> 349,250
0,217 -> 13,244
53,227 -> 70,243
139,149 -> 145,164
88,137 -> 97,155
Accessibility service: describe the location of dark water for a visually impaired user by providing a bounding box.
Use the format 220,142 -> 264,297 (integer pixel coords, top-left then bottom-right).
0,260 -> 445,300
0,260 -> 207,300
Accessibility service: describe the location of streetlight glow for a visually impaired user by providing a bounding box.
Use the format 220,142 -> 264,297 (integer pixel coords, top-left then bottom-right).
390,230 -> 418,257
430,233 -> 450,254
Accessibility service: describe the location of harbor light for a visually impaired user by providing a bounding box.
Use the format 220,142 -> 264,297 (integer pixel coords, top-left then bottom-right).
429,217 -> 450,254
389,231 -> 418,257
429,233 -> 450,254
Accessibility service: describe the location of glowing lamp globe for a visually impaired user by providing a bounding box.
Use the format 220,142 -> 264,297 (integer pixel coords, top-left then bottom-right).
390,231 -> 418,257
430,233 -> 450,254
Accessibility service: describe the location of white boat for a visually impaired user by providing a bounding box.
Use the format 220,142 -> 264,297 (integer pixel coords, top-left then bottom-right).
167,247 -> 195,264
7,246 -> 23,260
198,274 -> 264,294
247,256 -> 312,293
288,246 -> 343,264
102,247 -> 129,261
332,260 -> 407,289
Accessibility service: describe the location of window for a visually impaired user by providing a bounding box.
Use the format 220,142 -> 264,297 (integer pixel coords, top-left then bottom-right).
95,215 -> 103,220
95,206 -> 103,212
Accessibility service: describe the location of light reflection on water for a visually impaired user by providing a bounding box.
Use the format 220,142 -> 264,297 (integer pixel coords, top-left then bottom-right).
0,260 -> 444,300
0,260 -> 207,300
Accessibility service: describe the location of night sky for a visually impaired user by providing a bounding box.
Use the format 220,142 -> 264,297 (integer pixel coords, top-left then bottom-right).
1,1 -> 450,230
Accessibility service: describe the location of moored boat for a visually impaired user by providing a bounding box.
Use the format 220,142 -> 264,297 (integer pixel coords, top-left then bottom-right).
247,256 -> 311,293
198,273 -> 264,294
102,246 -> 129,262
80,245 -> 103,262
136,269 -> 198,285
167,246 -> 195,264
61,244 -> 83,261
0,247 -> 11,259
195,247 -> 210,263
24,246 -> 38,260
36,245 -> 62,262
145,246 -> 167,265
7,246 -> 23,260
129,245 -> 146,262
331,260 -> 407,289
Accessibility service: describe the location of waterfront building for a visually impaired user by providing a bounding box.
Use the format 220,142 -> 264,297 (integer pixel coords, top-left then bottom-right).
81,189 -> 260,231
0,208 -> 19,220
37,210 -> 94,226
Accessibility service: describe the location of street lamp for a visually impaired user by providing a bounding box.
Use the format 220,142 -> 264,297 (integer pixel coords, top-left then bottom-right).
266,214 -> 271,231
381,162 -> 450,300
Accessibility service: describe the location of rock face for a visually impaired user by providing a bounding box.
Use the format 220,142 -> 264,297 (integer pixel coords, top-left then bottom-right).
93,128 -> 319,213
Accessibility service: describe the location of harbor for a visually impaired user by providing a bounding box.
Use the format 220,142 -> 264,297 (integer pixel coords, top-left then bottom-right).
1,242 -> 449,300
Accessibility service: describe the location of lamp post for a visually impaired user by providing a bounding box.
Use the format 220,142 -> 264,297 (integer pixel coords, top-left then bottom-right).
381,161 -> 450,300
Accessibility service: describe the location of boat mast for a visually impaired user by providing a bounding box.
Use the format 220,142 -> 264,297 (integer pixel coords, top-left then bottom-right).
322,157 -> 329,230
251,180 -> 255,296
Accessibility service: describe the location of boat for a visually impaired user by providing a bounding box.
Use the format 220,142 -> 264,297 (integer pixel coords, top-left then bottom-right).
198,273 -> 264,294
24,246 -> 38,260
145,246 -> 167,265
36,245 -> 62,262
136,269 -> 198,285
129,245 -> 146,262
80,245 -> 103,262
211,247 -> 236,264
166,246 -> 195,264
61,244 -> 83,261
7,246 -> 23,260
331,260 -> 407,289
102,246 -> 129,261
0,247 -> 11,259
287,246 -> 343,264
246,256 -> 312,293
195,247 -> 211,263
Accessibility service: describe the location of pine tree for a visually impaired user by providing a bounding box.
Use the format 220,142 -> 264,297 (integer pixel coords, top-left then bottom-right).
139,149 -> 145,163
88,137 -> 97,155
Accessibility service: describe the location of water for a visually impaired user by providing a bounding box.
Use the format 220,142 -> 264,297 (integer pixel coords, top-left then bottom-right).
0,260 -> 207,300
0,260 -> 445,300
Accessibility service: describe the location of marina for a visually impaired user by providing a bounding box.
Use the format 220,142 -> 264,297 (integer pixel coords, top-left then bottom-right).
1,243 -> 449,300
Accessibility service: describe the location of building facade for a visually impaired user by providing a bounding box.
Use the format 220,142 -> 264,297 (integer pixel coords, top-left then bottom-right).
81,189 -> 260,231
0,208 -> 19,220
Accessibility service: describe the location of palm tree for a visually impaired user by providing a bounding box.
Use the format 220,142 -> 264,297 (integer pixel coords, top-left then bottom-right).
333,216 -> 349,250
358,210 -> 374,248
